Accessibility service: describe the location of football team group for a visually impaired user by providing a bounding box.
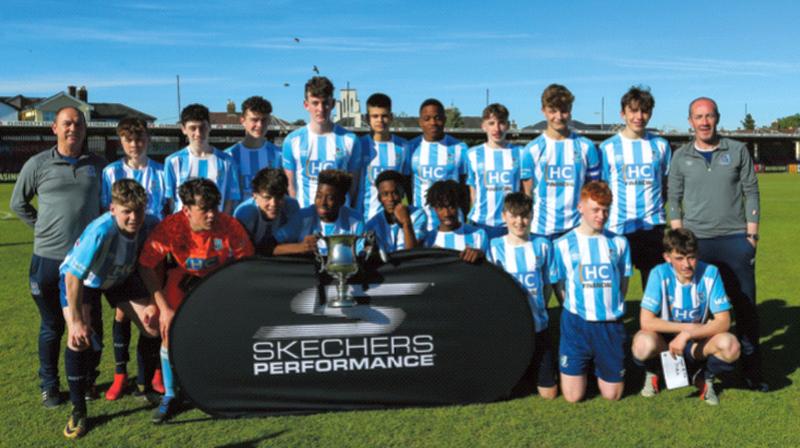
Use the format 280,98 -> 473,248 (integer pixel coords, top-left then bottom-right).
10,76 -> 764,439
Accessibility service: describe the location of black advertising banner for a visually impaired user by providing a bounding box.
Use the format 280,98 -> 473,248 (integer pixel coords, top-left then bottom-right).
170,249 -> 534,416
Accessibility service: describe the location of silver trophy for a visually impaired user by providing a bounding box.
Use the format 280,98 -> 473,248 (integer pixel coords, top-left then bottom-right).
318,234 -> 361,307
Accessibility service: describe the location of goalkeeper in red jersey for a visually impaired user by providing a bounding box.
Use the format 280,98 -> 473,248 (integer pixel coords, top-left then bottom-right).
139,178 -> 254,423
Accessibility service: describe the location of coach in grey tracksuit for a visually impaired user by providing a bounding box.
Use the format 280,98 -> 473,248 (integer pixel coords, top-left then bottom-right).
667,97 -> 764,390
10,106 -> 106,406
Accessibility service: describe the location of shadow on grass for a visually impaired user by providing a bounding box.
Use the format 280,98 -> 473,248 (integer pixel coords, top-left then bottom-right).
755,298 -> 797,391
214,430 -> 289,447
86,404 -> 152,434
0,241 -> 31,247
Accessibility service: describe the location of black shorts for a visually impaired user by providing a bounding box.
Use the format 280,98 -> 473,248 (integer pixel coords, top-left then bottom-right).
97,272 -> 150,308
533,329 -> 557,388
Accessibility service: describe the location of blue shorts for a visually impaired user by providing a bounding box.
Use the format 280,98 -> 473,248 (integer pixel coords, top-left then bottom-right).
59,272 -> 149,308
559,310 -> 626,383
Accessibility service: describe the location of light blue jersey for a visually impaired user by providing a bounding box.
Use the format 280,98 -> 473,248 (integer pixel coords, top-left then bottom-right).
274,205 -> 364,256
365,206 -> 427,253
641,261 -> 730,323
281,125 -> 362,209
60,212 -> 158,290
524,133 -> 600,236
423,223 -> 488,252
466,144 -> 532,227
551,229 -> 632,322
101,158 -> 167,219
489,236 -> 555,332
599,133 -> 671,234
356,134 -> 409,220
225,140 -> 282,197
164,147 -> 241,212
408,135 -> 468,230
233,196 -> 299,250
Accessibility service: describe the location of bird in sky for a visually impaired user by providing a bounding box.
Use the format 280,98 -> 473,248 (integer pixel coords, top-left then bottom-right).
312,65 -> 320,74
293,37 -> 300,43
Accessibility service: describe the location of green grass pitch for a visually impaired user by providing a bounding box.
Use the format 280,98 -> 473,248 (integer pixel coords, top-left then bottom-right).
0,175 -> 798,447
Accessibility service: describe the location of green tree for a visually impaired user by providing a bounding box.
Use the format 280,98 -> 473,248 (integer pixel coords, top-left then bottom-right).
741,113 -> 756,131
445,106 -> 464,128
772,113 -> 800,130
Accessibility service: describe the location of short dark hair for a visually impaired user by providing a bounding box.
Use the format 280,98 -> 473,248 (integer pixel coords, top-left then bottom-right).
367,93 -> 392,110
305,76 -> 334,99
116,116 -> 148,139
503,192 -> 532,216
688,97 -> 720,118
318,169 -> 352,197
111,179 -> 148,209
251,168 -> 288,197
419,98 -> 445,116
180,103 -> 210,125
541,84 -> 574,110
178,178 -> 221,210
663,228 -> 698,255
426,180 -> 462,209
241,96 -> 273,116
55,106 -> 86,123
620,86 -> 655,113
374,169 -> 406,189
482,103 -> 509,122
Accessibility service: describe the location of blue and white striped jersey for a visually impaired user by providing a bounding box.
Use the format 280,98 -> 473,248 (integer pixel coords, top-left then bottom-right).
356,134 -> 409,220
599,133 -> 671,234
407,135 -> 468,230
274,205 -> 364,256
524,133 -> 600,236
551,229 -> 632,322
233,196 -> 299,250
164,147 -> 241,212
423,223 -> 488,252
225,140 -> 282,197
60,212 -> 159,290
489,236 -> 555,332
101,158 -> 167,219
466,144 -> 532,227
640,261 -> 730,324
281,125 -> 362,209
365,206 -> 427,254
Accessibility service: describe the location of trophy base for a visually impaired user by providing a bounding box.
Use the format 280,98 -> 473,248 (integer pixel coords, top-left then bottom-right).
327,296 -> 357,308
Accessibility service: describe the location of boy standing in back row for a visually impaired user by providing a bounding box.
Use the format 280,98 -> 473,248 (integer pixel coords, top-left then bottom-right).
524,84 -> 600,239
225,96 -> 282,200
282,77 -> 362,209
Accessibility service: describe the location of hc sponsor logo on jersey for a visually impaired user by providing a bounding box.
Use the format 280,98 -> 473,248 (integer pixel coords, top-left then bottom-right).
671,308 -> 700,322
622,164 -> 654,181
545,165 -> 574,182
484,170 -> 514,186
419,165 -> 447,181
307,160 -> 336,177
514,272 -> 540,293
368,165 -> 392,182
579,263 -> 613,283
185,256 -> 219,271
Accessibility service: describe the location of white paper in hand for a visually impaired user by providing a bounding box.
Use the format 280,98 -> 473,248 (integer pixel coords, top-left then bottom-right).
660,351 -> 689,390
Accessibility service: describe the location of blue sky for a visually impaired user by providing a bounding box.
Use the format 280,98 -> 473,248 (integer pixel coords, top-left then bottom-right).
3,0 -> 799,131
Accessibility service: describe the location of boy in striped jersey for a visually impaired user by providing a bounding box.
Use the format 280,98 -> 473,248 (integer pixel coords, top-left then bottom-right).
408,98 -> 468,231
101,117 -> 165,401
356,93 -> 409,220
467,103 -> 532,239
234,168 -> 299,255
59,180 -> 161,438
366,170 -> 426,254
489,193 -> 557,399
164,104 -> 241,214
632,229 -> 740,405
423,180 -> 487,263
274,169 -> 364,257
551,181 -> 631,402
599,86 -> 671,286
282,77 -> 362,209
524,84 -> 600,238
225,96 -> 282,200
